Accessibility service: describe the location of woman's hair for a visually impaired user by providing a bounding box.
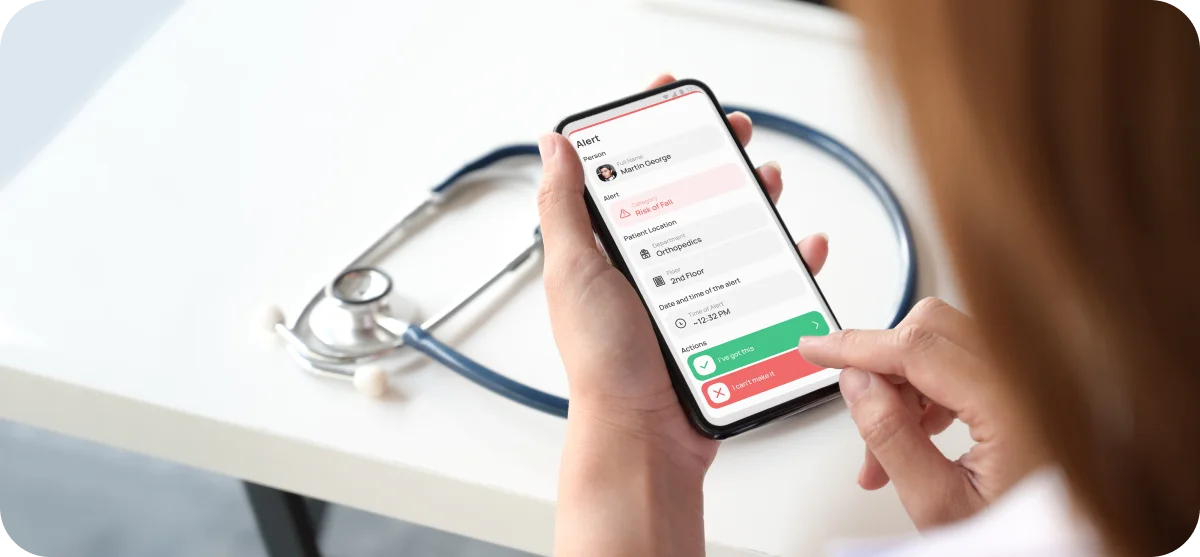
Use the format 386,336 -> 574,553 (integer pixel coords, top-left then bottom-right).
845,0 -> 1199,554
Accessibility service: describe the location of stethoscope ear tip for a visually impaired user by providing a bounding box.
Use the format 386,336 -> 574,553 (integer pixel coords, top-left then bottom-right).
262,305 -> 287,335
353,364 -> 390,398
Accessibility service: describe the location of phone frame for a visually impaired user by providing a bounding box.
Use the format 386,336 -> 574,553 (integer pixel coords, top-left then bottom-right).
554,78 -> 843,439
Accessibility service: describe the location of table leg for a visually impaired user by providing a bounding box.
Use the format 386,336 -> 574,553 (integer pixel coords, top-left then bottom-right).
305,496 -> 328,529
243,482 -> 325,557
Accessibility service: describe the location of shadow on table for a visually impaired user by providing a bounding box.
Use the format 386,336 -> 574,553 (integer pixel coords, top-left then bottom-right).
0,0 -> 183,190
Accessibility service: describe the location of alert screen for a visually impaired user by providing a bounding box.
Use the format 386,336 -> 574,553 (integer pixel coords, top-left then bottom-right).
562,84 -> 841,426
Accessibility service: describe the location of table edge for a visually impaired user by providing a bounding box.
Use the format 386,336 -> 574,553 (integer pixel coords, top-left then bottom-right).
0,364 -> 772,556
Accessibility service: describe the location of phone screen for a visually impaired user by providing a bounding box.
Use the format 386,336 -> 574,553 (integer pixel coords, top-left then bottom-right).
559,81 -> 841,428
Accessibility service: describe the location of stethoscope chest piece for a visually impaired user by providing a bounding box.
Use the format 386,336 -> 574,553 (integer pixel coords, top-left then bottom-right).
307,267 -> 420,356
266,143 -> 563,406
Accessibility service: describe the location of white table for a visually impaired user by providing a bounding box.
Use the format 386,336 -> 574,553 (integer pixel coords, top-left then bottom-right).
0,0 -> 971,555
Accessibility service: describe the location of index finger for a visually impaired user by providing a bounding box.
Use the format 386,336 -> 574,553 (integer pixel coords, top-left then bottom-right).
798,326 -> 986,418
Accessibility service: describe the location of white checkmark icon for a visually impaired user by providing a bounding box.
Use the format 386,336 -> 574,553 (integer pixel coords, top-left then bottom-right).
693,355 -> 716,376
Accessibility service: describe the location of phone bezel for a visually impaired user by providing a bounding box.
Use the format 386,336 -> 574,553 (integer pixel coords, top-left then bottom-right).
554,78 -> 843,439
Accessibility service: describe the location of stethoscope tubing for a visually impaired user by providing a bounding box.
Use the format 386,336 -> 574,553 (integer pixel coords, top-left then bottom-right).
402,324 -> 570,418
283,107 -> 917,420
723,105 -> 918,330
408,108 -> 917,419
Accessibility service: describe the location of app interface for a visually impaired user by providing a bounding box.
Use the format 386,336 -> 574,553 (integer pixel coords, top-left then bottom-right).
563,84 -> 841,425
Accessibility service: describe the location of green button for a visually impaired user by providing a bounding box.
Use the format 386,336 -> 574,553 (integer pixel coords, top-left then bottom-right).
686,311 -> 830,380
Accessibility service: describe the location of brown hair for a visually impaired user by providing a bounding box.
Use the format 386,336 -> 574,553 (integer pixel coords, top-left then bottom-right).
844,0 -> 1199,554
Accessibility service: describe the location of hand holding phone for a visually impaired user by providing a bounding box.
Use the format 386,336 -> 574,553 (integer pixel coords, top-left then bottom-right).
539,76 -> 833,451
541,75 -> 832,557
549,78 -> 842,439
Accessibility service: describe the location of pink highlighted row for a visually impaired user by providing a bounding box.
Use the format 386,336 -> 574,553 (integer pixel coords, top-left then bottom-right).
609,163 -> 746,227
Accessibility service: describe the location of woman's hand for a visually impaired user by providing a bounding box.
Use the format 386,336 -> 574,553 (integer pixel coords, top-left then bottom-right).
539,73 -> 829,470
797,297 -> 1043,529
540,74 -> 829,557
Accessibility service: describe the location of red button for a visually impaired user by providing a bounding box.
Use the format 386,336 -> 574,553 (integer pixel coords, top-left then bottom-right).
701,349 -> 823,408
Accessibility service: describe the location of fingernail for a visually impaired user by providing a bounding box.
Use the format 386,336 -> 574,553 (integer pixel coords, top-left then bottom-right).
798,335 -> 824,347
840,368 -> 870,404
816,232 -> 829,245
731,110 -> 753,126
763,160 -> 782,174
538,133 -> 558,160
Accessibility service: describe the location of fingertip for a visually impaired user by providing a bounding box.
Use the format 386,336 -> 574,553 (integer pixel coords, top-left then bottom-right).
798,333 -> 829,351
757,162 -> 783,203
798,333 -> 827,346
858,450 -> 892,490
800,232 -> 829,251
861,473 -> 891,491
647,73 -> 677,89
729,112 -> 753,146
537,132 -> 560,160
797,331 -> 843,368
798,233 -> 829,275
729,110 -> 753,127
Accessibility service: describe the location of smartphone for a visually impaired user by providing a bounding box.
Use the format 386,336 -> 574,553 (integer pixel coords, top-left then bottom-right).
555,79 -> 843,438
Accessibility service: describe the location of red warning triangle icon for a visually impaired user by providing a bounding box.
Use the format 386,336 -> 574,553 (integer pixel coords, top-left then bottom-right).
619,209 -> 631,219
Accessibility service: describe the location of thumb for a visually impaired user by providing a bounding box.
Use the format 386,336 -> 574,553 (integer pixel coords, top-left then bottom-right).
536,132 -> 598,266
840,367 -> 966,528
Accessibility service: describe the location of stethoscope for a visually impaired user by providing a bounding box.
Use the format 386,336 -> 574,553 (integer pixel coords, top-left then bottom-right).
266,106 -> 917,419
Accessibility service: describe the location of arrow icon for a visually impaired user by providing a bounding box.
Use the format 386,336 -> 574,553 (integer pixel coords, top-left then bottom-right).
619,209 -> 631,219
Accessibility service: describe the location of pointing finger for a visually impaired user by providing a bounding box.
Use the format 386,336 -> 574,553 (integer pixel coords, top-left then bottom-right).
798,325 -> 986,419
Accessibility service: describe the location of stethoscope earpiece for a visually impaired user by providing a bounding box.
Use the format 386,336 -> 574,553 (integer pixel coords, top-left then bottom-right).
352,364 -> 390,398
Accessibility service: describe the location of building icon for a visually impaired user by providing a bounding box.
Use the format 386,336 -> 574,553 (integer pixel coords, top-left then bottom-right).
639,249 -> 651,259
